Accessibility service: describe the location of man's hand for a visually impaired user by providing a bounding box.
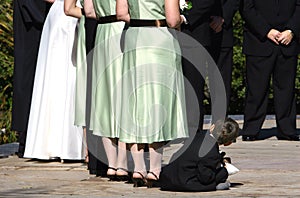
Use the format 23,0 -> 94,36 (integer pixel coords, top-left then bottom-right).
267,29 -> 281,45
276,30 -> 294,45
209,16 -> 224,33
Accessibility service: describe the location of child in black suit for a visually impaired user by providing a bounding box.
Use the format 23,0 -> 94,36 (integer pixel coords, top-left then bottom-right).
159,117 -> 239,192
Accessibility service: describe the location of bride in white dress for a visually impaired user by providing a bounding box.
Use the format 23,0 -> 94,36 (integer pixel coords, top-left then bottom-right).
24,0 -> 85,160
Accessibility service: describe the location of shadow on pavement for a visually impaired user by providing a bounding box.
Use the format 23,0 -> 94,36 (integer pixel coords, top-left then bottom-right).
239,128 -> 300,141
0,187 -> 52,198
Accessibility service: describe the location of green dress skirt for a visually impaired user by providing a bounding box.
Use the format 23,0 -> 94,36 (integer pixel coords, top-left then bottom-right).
118,0 -> 188,143
89,0 -> 125,138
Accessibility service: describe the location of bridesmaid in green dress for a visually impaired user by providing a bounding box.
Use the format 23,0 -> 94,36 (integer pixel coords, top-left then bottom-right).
64,0 -> 95,163
88,0 -> 129,180
117,0 -> 188,187
64,0 -> 94,127
66,0 -> 129,180
65,0 -> 110,177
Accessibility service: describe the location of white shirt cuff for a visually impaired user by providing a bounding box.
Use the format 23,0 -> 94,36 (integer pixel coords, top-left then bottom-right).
180,15 -> 188,25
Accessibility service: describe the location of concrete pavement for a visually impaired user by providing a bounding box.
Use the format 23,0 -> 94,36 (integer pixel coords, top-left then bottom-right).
0,117 -> 300,197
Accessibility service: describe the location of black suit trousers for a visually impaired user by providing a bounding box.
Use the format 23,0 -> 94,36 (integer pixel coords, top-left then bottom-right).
242,47 -> 297,136
182,57 -> 205,130
217,47 -> 233,111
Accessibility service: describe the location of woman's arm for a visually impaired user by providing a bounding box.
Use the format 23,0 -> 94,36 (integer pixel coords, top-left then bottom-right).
116,0 -> 130,23
44,0 -> 55,3
83,0 -> 97,19
165,0 -> 183,29
64,0 -> 82,18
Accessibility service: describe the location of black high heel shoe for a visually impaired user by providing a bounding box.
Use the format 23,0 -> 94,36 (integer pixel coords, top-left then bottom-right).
116,168 -> 130,181
132,172 -> 147,187
146,172 -> 160,188
107,167 -> 117,181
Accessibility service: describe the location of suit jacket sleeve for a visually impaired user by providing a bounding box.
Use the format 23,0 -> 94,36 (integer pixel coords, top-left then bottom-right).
19,0 -> 47,24
211,0 -> 223,18
286,0 -> 300,37
195,142 -> 227,185
184,0 -> 216,27
240,0 -> 271,41
222,0 -> 240,29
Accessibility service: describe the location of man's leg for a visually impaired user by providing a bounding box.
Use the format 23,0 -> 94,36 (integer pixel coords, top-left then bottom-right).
242,54 -> 275,138
273,52 -> 297,137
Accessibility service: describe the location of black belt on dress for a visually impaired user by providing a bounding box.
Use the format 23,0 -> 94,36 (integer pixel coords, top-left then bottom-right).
129,19 -> 167,27
97,15 -> 118,24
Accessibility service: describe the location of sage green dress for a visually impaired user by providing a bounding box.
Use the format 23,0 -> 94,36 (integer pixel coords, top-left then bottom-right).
89,0 -> 125,137
74,11 -> 88,126
118,0 -> 188,143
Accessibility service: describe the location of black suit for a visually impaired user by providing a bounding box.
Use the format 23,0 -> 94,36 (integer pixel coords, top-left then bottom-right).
240,0 -> 300,137
211,0 -> 240,112
221,0 -> 239,48
160,131 -> 228,192
12,0 -> 50,156
181,0 -> 222,130
183,0 -> 220,47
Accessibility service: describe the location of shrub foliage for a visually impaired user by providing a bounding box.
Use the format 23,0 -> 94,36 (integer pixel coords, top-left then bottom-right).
0,0 -> 17,144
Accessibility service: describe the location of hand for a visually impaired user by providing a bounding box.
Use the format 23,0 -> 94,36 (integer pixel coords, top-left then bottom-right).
267,29 -> 281,45
209,16 -> 224,33
44,0 -> 55,3
276,30 -> 294,46
175,15 -> 185,31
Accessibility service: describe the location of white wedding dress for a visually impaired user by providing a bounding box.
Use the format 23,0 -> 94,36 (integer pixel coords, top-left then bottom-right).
24,0 -> 85,160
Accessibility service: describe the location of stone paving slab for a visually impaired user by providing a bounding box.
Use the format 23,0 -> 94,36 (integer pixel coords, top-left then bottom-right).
0,117 -> 300,197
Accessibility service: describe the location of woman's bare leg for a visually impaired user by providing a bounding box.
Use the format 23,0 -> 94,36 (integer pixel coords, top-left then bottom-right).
116,141 -> 128,176
130,143 -> 146,178
147,142 -> 164,180
102,137 -> 117,176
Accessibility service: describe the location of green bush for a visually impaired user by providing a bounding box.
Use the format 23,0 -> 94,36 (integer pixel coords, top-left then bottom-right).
296,57 -> 300,113
229,11 -> 246,114
0,0 -> 17,144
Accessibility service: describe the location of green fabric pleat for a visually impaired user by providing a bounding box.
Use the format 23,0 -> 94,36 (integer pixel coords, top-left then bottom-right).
74,16 -> 87,126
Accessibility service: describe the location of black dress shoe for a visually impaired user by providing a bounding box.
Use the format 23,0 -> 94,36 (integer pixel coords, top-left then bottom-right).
242,135 -> 258,141
277,134 -> 300,141
17,151 -> 24,158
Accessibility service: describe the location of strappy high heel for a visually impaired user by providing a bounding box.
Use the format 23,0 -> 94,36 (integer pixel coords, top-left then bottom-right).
132,172 -> 147,187
116,168 -> 130,181
107,167 -> 117,181
146,172 -> 160,188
